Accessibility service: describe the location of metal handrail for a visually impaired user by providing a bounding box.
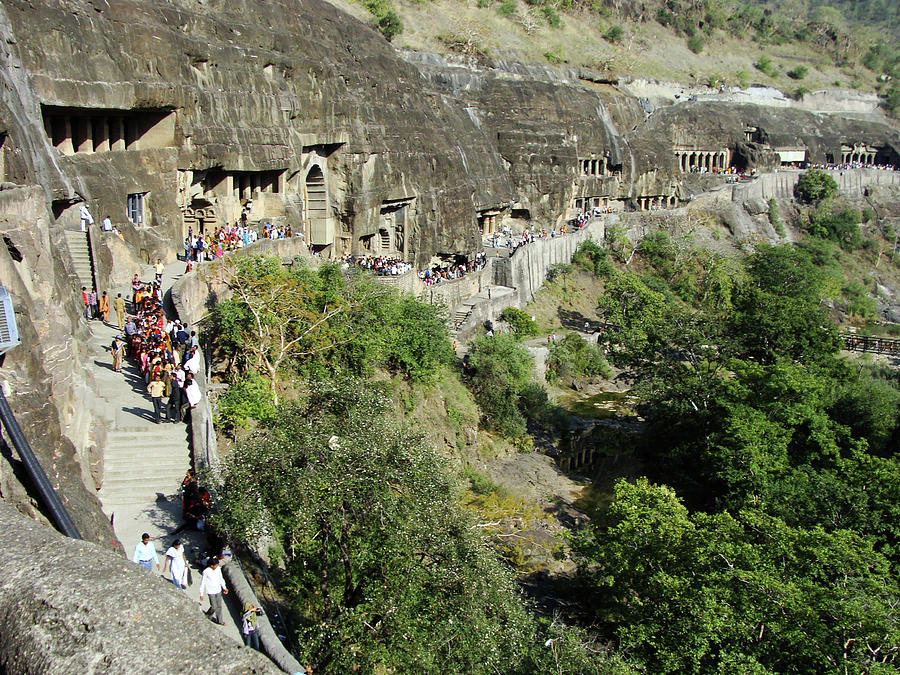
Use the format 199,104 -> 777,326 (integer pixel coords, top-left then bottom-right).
0,389 -> 81,539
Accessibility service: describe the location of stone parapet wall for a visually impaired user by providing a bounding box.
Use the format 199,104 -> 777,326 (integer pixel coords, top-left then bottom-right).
731,168 -> 900,204
492,218 -> 608,307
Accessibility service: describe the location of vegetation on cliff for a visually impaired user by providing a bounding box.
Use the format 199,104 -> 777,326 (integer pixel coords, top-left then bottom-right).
338,0 -> 900,112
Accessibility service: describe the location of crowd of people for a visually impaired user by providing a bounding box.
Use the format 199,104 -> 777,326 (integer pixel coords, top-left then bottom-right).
809,161 -> 897,172
486,223 -> 583,255
182,221 -> 297,264
113,271 -> 204,427
420,251 -> 487,286
340,254 -> 413,276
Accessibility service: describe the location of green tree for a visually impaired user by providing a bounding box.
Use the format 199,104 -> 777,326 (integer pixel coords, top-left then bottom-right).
466,334 -> 536,437
546,332 -> 612,383
213,380 -> 537,673
795,168 -> 838,203
687,34 -> 705,53
604,25 -> 624,43
500,306 -> 540,338
574,478 -> 900,674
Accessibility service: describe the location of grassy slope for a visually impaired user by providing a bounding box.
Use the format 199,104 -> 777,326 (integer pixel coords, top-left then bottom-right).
328,0 -> 877,93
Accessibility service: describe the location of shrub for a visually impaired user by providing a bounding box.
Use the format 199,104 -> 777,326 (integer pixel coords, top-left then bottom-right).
377,9 -> 403,40
754,55 -> 776,77
496,0 -> 516,18
656,8 -> 674,26
687,35 -> 705,54
885,87 -> 900,115
735,69 -> 750,88
547,263 -> 572,281
546,333 -> 612,383
604,25 -> 624,44
806,204 -> 862,251
795,169 -> 838,203
542,6 -> 561,28
214,372 -> 276,431
573,239 -> 613,276
768,198 -> 786,237
787,65 -> 808,79
499,307 -> 540,338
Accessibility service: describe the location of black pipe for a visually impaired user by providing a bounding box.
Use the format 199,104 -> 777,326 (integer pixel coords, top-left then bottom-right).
0,389 -> 81,539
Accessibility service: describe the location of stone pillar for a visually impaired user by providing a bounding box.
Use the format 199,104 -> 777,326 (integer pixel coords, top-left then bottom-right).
57,117 -> 74,156
94,117 -> 110,153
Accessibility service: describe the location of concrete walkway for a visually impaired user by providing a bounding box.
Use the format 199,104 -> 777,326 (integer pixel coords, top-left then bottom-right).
88,260 -> 244,645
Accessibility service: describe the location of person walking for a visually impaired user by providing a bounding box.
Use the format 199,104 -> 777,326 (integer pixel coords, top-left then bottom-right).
199,556 -> 228,625
148,375 -> 165,424
132,533 -> 159,571
99,291 -> 110,323
113,293 -> 126,330
154,258 -> 164,282
162,539 -> 189,590
111,335 -> 125,372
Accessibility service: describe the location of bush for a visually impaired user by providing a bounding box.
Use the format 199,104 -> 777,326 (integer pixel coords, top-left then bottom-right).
573,239 -> 613,277
496,0 -> 516,18
687,35 -> 705,54
787,65 -> 808,79
214,372 -> 276,431
377,10 -> 403,40
604,25 -> 624,44
806,203 -> 862,251
546,333 -> 613,383
768,198 -> 786,237
500,307 -> 540,338
754,55 -> 776,77
466,335 -> 534,437
542,6 -> 561,28
735,69 -> 750,88
795,168 -> 838,203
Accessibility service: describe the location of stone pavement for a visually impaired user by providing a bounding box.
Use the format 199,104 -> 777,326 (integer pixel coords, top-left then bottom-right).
87,260 -> 243,644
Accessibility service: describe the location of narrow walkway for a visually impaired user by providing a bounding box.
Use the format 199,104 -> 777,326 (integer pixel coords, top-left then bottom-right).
87,261 -> 243,644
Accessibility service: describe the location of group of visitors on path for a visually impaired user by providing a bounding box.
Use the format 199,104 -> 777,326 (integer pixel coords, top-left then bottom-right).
129,471 -> 277,656
340,254 -> 412,276
111,267 -> 202,425
182,220 -> 298,265
420,251 -> 487,286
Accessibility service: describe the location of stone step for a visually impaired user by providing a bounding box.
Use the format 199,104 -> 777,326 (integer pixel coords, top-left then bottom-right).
100,491 -> 182,505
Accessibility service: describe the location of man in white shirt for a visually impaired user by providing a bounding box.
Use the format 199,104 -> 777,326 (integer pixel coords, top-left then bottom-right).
199,556 -> 228,625
131,533 -> 159,571
101,215 -> 113,231
79,204 -> 94,232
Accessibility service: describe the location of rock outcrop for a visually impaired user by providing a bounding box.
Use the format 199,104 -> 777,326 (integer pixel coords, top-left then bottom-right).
0,500 -> 280,674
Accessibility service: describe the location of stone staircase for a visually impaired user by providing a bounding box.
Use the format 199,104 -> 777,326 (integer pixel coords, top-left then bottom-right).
99,425 -> 191,506
452,304 -> 474,331
64,229 -> 94,290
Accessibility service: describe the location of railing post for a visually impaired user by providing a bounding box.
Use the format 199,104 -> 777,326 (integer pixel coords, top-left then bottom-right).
0,389 -> 81,539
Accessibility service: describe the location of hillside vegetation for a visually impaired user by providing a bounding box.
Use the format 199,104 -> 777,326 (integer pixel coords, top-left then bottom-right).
330,0 -> 900,111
